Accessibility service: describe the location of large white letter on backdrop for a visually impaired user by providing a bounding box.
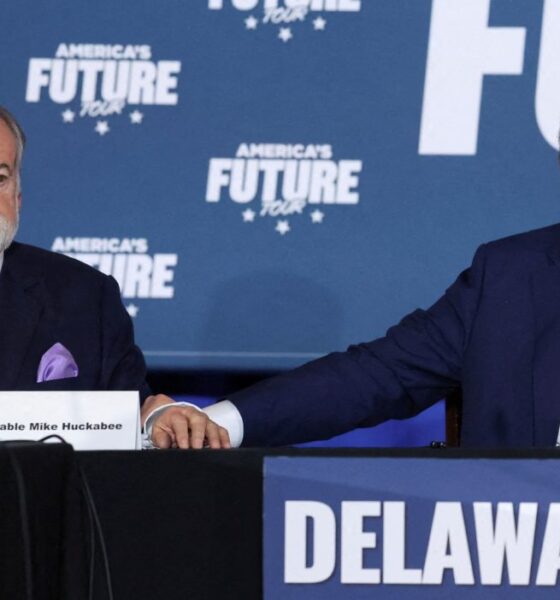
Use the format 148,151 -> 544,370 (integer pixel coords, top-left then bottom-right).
419,0 -> 526,155
536,0 -> 560,150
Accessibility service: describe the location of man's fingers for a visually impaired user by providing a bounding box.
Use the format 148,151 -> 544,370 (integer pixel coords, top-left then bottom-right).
187,411 -> 208,449
205,422 -> 221,449
170,412 -> 191,449
152,424 -> 173,449
218,426 -> 231,449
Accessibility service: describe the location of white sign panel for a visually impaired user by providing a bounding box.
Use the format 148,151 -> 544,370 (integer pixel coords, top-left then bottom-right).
0,391 -> 140,450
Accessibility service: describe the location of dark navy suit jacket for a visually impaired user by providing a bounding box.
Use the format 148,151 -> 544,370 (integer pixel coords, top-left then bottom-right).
0,242 -> 149,400
231,224 -> 560,448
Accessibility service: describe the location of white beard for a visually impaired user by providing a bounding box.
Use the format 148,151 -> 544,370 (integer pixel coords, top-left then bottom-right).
0,211 -> 18,253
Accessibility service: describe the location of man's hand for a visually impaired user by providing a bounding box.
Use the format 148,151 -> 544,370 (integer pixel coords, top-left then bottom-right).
141,394 -> 231,449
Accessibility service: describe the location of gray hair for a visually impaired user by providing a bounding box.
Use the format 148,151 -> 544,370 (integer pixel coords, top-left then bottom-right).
0,106 -> 25,190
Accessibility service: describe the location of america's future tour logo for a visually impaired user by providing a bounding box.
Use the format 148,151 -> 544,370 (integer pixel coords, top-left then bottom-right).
206,142 -> 362,235
25,43 -> 181,136
51,237 -> 178,318
208,0 -> 361,42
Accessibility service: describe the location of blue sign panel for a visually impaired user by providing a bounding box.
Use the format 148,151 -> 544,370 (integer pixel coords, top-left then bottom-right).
264,457 -> 560,598
0,1 -> 558,369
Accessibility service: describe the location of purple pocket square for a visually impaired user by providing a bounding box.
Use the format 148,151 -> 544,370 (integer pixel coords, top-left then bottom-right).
36,343 -> 79,383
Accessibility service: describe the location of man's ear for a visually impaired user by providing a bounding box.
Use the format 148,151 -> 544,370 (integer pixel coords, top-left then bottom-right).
17,192 -> 22,210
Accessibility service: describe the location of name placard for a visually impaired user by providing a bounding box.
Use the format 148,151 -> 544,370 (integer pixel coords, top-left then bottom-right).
0,391 -> 140,450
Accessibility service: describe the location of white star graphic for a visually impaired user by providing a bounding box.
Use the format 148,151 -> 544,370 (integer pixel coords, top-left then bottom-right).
129,110 -> 144,124
61,109 -> 75,123
95,121 -> 110,136
278,27 -> 293,42
242,209 -> 256,222
275,220 -> 291,235
310,210 -> 325,224
126,303 -> 139,318
245,15 -> 258,29
313,16 -> 327,30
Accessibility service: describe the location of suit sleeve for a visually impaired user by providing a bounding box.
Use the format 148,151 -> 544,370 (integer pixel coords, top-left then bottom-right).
99,275 -> 151,402
230,244 -> 488,446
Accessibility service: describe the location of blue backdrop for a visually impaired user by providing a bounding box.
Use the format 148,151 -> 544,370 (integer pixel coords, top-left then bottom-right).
2,0 -> 559,376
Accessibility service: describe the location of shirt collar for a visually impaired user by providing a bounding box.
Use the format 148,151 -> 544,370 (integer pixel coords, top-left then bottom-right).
0,251 -> 3,273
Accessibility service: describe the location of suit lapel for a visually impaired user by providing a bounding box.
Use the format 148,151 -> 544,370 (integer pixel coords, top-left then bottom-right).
0,257 -> 44,390
532,244 -> 560,445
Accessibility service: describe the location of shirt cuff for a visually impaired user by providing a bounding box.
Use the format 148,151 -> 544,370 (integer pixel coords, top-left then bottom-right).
204,400 -> 244,448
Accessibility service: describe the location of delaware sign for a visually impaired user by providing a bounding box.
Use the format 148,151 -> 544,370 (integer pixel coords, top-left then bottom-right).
263,457 -> 560,598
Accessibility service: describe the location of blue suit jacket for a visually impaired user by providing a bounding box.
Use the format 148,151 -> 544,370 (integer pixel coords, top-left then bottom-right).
0,242 -> 149,400
231,224 -> 560,448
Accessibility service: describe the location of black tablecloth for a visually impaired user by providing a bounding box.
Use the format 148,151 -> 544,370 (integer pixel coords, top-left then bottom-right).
0,441 -> 87,600
80,450 -> 263,600
4,447 -> 560,600
77,447 -> 560,600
